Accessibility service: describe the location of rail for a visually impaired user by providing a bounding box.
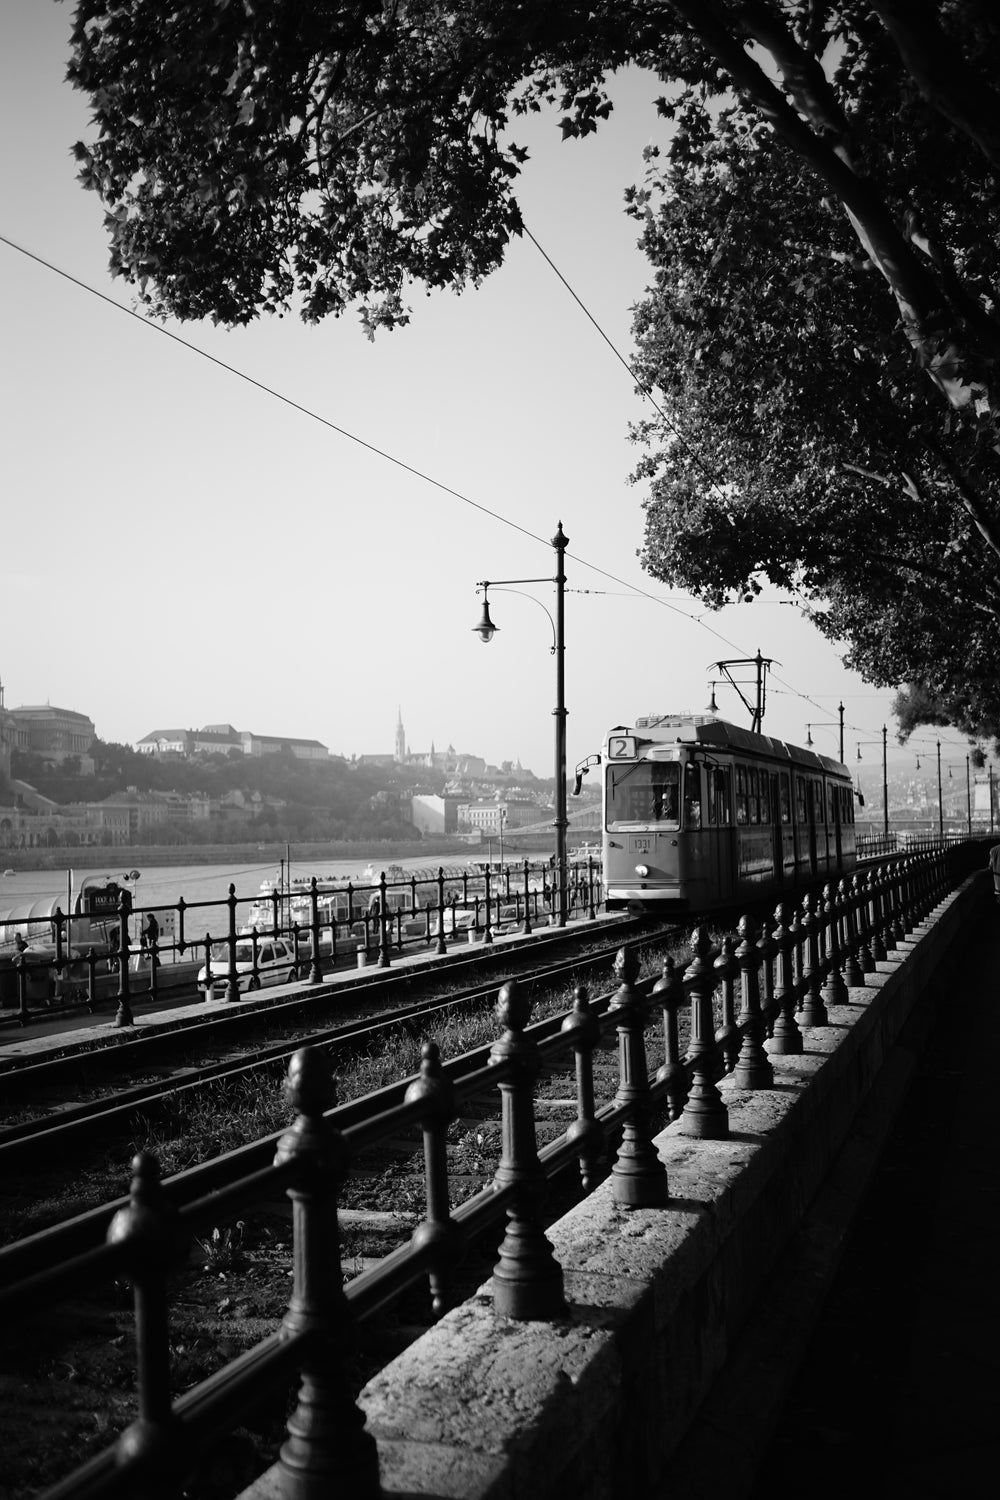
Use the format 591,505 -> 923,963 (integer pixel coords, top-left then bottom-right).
0,857 -> 603,1027
0,839 -> 985,1498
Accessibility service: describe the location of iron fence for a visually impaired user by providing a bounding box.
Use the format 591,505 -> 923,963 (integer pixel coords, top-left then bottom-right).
0,857 -> 604,1027
0,841 -> 984,1498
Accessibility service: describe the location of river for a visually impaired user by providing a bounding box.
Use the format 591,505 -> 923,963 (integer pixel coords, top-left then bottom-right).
0,850 -> 492,944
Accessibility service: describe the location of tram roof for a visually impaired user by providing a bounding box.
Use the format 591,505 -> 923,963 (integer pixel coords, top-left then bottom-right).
628,714 -> 848,776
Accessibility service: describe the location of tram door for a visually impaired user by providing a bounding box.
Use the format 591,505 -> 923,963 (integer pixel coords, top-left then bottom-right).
808,779 -> 819,875
830,782 -> 843,865
770,773 -> 783,884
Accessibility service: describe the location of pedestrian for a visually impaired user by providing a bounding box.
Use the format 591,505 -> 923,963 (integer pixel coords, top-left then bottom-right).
989,842 -> 1000,900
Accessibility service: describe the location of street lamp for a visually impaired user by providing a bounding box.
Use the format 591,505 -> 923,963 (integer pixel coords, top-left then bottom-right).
855,726 -> 889,837
911,739 -> 944,841
942,756 -> 973,834
806,703 -> 845,763
472,522 -> 569,925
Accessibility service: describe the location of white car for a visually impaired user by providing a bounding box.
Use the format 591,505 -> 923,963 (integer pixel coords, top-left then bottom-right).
197,936 -> 299,993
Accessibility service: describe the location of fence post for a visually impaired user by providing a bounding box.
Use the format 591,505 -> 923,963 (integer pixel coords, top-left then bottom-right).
608,947 -> 670,1205
797,893 -> 829,1028
377,871 -> 390,969
866,868 -> 887,963
521,859 -> 533,937
85,946 -> 99,1013
15,950 -> 29,1027
840,877 -> 865,988
225,884 -> 241,1003
107,1152 -> 188,1483
115,895 -> 135,1028
434,869 -> 448,956
560,984 -> 605,1191
308,879 -> 323,985
483,867 -> 494,946
821,883 -> 848,1008
489,979 -> 566,1319
715,934 -> 740,1073
275,1048 -> 381,1498
404,1041 -> 460,1318
733,916 -> 774,1090
147,933 -> 160,1004
768,904 -> 803,1055
853,872 -> 876,974
679,927 -> 729,1139
653,955 -> 688,1121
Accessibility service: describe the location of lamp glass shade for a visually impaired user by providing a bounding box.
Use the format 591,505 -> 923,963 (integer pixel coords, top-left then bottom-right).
472,599 -> 498,643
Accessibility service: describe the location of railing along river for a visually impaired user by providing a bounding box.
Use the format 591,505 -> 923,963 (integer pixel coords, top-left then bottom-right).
0,858 -> 603,1027
0,841 -> 984,1499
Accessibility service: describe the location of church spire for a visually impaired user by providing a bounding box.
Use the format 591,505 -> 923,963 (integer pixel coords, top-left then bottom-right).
395,707 -> 406,763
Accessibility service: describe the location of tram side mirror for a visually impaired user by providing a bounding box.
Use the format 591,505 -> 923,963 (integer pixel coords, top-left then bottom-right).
573,754 -> 601,796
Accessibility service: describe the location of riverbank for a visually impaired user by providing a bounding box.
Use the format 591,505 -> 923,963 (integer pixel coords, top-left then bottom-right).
0,836 -> 553,876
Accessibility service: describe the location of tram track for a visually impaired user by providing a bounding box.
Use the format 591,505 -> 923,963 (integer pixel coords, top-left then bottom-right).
0,915 -> 668,1177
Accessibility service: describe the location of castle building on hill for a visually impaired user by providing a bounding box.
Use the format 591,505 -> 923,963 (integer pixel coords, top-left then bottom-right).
0,683 -> 96,773
135,724 -> 328,761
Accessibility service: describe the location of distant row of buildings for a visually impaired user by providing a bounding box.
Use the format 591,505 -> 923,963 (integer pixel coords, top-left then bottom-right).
136,724 -> 329,761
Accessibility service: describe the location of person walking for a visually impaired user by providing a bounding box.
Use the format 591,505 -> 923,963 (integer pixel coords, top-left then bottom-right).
989,842 -> 1000,900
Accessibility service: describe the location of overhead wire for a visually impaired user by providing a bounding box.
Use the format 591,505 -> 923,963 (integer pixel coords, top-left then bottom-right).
0,231 -> 751,657
0,226 -> 898,743
522,227 -> 906,739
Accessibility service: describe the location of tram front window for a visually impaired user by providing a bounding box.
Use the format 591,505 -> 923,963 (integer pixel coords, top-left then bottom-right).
607,762 -> 680,831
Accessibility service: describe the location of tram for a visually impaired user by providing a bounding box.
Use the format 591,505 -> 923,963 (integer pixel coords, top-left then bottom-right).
602,712 -> 856,912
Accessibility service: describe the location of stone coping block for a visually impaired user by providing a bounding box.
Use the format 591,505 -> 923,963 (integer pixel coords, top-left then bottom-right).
240,880 -> 974,1500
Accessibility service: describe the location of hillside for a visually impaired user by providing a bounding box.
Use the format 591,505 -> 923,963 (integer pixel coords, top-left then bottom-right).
6,740 -> 443,845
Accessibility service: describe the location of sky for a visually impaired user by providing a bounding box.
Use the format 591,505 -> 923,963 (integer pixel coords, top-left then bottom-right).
0,3 -> 966,784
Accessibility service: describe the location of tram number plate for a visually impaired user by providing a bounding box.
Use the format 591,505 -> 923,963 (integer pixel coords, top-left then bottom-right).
632,838 -> 652,852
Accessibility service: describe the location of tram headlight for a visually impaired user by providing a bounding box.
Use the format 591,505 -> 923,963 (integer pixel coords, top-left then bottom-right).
635,864 -> 649,877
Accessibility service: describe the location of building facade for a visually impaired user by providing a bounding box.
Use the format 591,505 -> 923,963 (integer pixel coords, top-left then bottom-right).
136,724 -> 329,761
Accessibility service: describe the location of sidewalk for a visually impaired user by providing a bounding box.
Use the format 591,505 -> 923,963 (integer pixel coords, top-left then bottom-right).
750,908 -> 1000,1495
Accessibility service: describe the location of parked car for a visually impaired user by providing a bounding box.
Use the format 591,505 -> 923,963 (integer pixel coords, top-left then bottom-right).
197,936 -> 298,993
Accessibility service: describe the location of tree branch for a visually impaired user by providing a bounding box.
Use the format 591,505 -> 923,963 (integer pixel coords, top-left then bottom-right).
872,0 -> 1000,175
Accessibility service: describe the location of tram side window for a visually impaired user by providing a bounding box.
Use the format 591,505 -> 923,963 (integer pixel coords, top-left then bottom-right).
828,783 -> 837,827
760,773 -> 772,824
796,775 -> 808,825
707,766 -> 731,824
684,764 -> 702,828
736,766 -> 749,824
779,773 -> 791,824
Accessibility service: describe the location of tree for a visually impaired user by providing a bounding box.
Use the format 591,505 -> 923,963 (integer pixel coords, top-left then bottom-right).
68,2 -> 1000,402
67,3 -> 1000,730
626,121 -> 1000,739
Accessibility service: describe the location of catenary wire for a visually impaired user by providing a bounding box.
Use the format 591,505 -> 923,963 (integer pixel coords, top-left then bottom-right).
0,230 -> 895,740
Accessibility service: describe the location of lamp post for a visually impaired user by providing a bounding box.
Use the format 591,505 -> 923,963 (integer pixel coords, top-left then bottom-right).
942,757 -> 973,834
855,726 -> 889,837
806,703 -> 845,763
472,522 -> 569,926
